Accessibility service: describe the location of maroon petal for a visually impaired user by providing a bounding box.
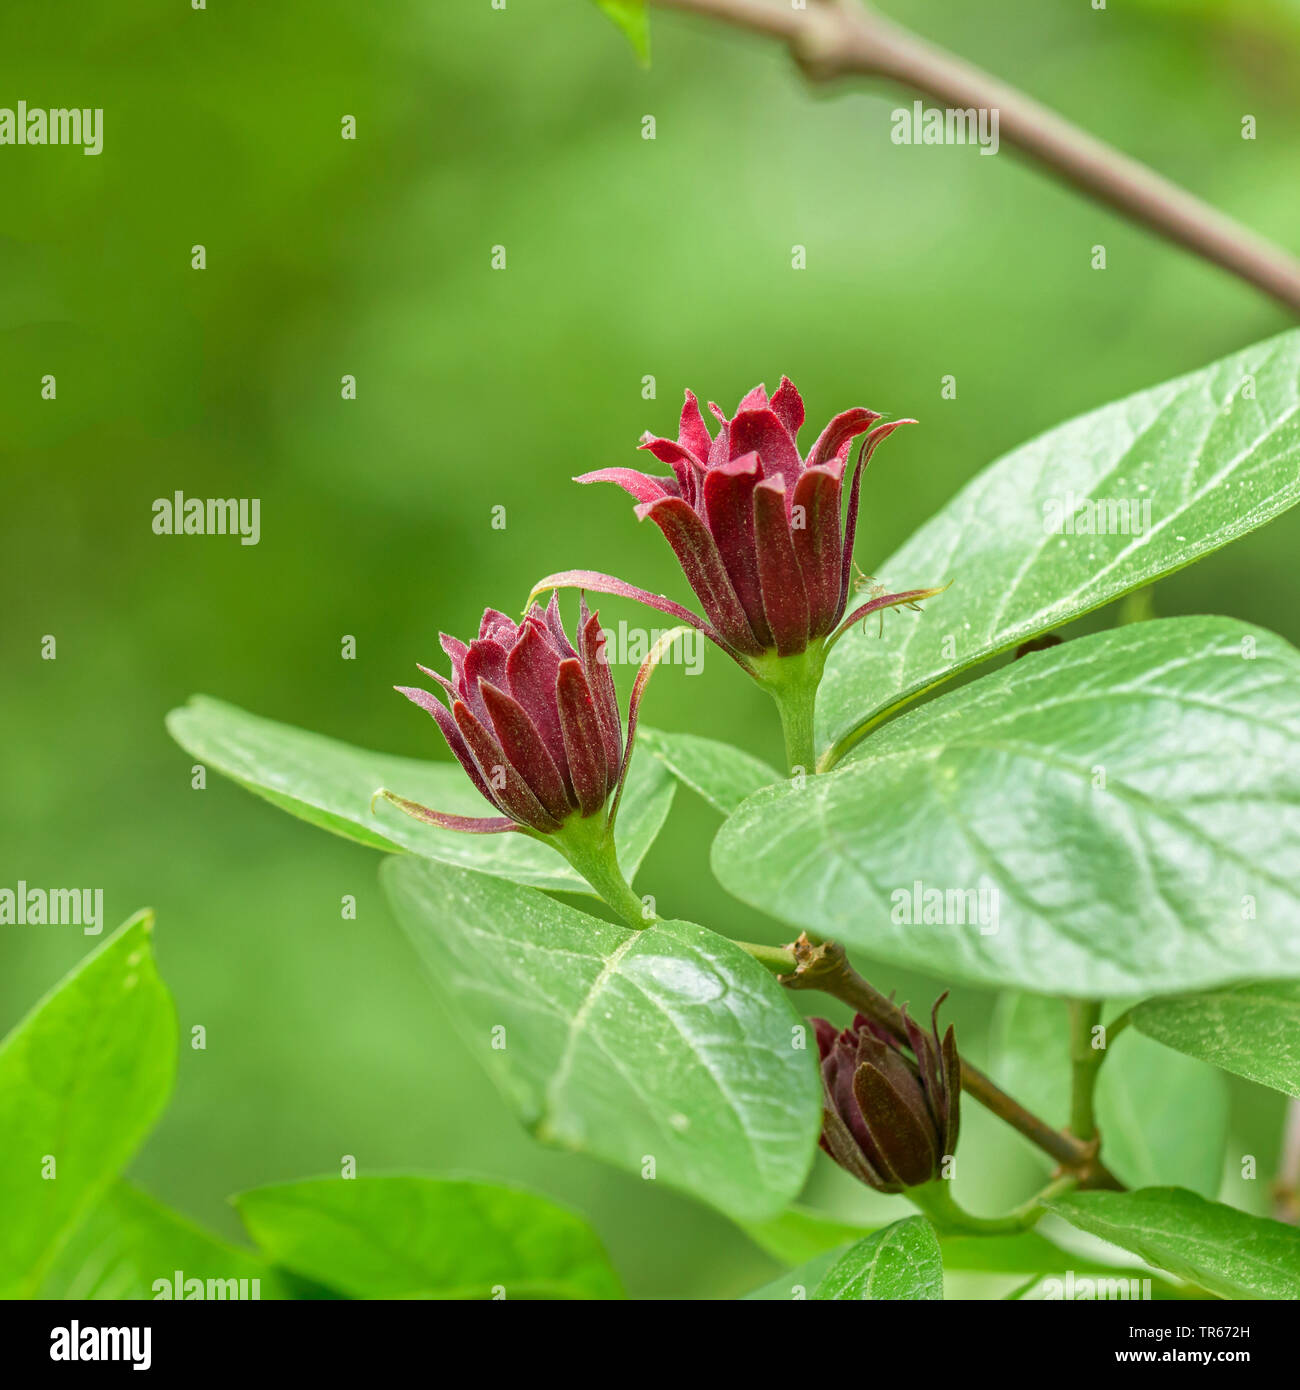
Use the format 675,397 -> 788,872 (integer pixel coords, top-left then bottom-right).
481,680 -> 574,821
634,496 -> 765,656
790,463 -> 844,639
828,585 -> 948,650
701,452 -> 773,649
838,418 -> 916,617
478,609 -> 518,643
576,466 -> 678,506
556,658 -> 610,816
377,789 -> 517,835
729,408 -> 803,494
452,699 -> 562,833
853,1063 -> 938,1188
636,438 -> 703,503
526,570 -> 757,672
502,620 -> 568,779
462,640 -> 509,724
753,478 -> 810,655
736,383 -> 769,413
438,632 -> 470,691
807,406 -> 883,467
579,596 -> 623,776
770,376 -> 805,439
678,388 -> 714,462
543,593 -> 579,660
395,685 -> 496,803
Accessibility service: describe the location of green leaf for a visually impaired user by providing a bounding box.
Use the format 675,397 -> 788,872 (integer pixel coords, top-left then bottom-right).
381,856 -> 821,1223
637,727 -> 782,816
166,696 -> 674,894
592,0 -> 650,64
991,995 -> 1229,1195
812,1217 -> 944,1300
236,1175 -> 621,1300
819,330 -> 1300,758
743,1203 -> 1087,1276
0,911 -> 177,1297
1048,1188 -> 1300,1299
1134,981 -> 1300,1097
743,1247 -> 847,1300
41,1181 -> 290,1300
715,617 -> 1300,995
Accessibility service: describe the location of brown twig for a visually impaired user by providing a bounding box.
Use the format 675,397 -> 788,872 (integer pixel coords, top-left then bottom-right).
780,934 -> 1123,1188
650,0 -> 1300,315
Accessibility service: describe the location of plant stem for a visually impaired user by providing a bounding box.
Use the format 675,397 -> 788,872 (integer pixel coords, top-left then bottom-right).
735,940 -> 799,974
1068,999 -> 1105,1143
752,643 -> 827,774
907,1176 -> 1071,1235
771,681 -> 819,775
780,934 -> 1123,1187
649,0 -> 1300,314
548,816 -> 652,929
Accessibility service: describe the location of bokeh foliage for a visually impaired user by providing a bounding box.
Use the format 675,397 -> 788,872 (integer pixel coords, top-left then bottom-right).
3,0 -> 1299,1296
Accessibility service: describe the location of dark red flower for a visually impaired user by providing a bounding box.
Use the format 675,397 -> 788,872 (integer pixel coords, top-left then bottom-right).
386,595 -> 629,835
530,379 -> 944,672
813,999 -> 961,1194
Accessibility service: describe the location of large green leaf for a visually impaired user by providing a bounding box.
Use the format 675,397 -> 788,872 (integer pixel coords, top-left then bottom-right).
743,1247 -> 845,1300
592,0 -> 650,64
637,727 -> 782,816
166,696 -> 674,894
0,912 -> 177,1297
742,1203 -> 1151,1278
812,1217 -> 944,1300
1134,981 -> 1300,1097
1048,1188 -> 1300,1299
381,856 -> 821,1223
715,617 -> 1300,996
41,1181 -> 290,1300
236,1175 -> 621,1300
991,994 -> 1228,1195
819,330 -> 1300,759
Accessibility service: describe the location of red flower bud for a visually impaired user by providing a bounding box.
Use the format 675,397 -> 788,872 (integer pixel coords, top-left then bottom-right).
813,998 -> 961,1193
390,595 -> 625,835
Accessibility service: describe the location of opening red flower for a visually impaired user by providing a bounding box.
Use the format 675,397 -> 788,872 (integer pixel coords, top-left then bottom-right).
532,378 -> 943,670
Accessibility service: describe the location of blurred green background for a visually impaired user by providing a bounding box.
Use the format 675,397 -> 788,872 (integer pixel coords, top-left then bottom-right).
3,0 -> 1299,1298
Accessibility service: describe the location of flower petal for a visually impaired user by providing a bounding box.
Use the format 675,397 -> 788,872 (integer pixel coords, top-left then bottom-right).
729,407 -> 803,494
556,658 -> 610,816
504,620 -> 568,775
770,376 -> 805,439
807,406 -> 882,467
395,684 -> 496,803
579,596 -> 623,776
853,1062 -> 938,1189
376,789 -> 517,835
525,570 -> 756,671
753,478 -> 810,655
678,388 -> 714,462
575,467 -> 678,505
827,584 -> 949,651
838,418 -> 916,615
478,609 -> 518,643
634,495 -> 766,656
461,639 -> 509,724
543,593 -> 579,659
701,451 -> 773,649
789,463 -> 843,638
452,699 -> 562,833
481,680 -> 574,820
736,383 -> 768,413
